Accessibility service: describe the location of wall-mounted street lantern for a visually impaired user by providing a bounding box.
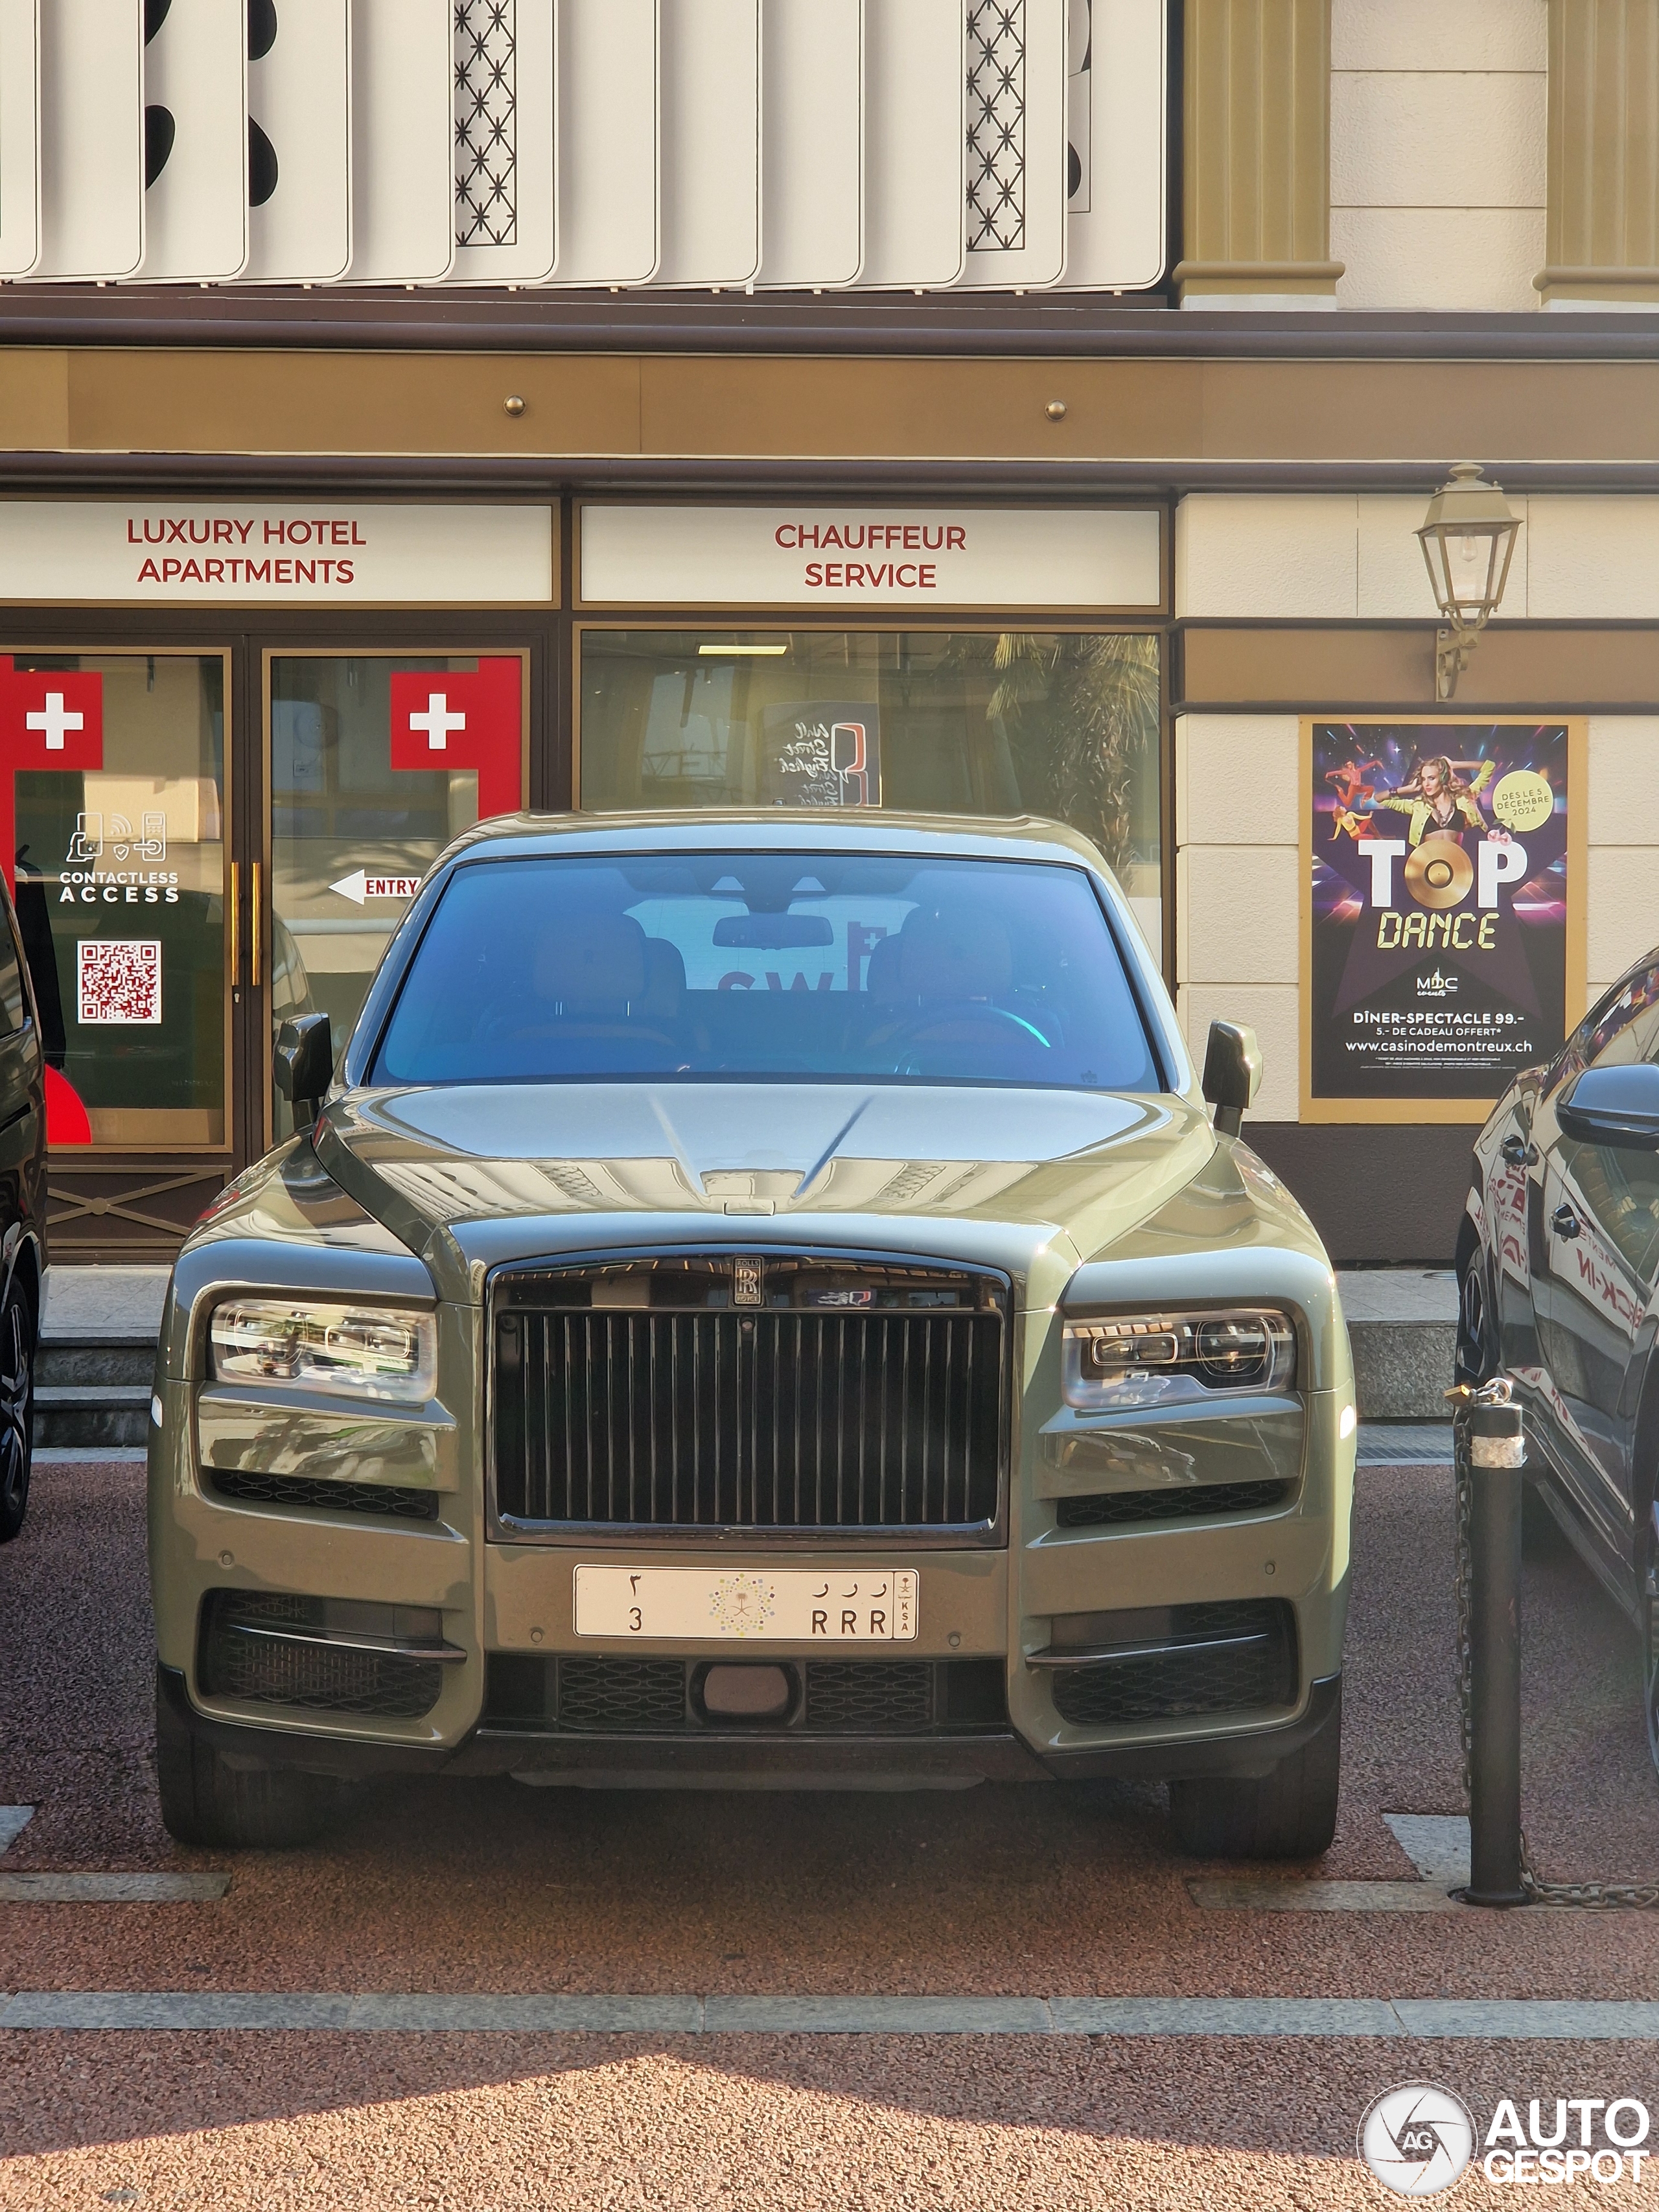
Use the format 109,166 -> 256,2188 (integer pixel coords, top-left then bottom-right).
1416,461 -> 1523,701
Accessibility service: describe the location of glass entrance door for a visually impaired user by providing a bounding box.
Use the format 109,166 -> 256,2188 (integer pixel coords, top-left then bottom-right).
10,651 -> 230,1153
263,651 -> 528,1141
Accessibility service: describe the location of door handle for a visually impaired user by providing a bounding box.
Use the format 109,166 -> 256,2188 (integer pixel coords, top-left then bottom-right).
1551,1204 -> 1581,1240
228,861 -> 240,984
250,861 -> 262,990
1501,1135 -> 1538,1167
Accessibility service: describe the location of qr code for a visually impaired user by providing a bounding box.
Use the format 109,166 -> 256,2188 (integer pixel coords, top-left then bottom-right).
77,940 -> 162,1025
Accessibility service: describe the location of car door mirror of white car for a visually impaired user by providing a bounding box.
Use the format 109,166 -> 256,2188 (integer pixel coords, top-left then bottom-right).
1201,1020 -> 1263,1139
1558,1062 -> 1659,1150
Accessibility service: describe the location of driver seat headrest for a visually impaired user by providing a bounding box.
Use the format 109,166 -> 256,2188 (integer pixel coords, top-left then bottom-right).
894,907 -> 1014,1001
533,914 -> 649,1009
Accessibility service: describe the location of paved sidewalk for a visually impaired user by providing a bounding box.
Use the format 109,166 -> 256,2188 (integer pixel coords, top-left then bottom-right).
40,1265 -> 168,1342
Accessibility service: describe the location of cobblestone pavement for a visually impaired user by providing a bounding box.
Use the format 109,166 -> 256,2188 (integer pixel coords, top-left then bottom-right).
1,1457 -> 1656,2209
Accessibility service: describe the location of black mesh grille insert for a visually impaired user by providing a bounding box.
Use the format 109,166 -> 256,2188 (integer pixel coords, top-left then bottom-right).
557,1657 -> 687,1731
199,1592 -> 445,1719
208,1469 -> 441,1522
486,1656 -> 1010,1736
493,1259 -> 1006,1531
1055,1481 -> 1292,1528
1049,1600 -> 1296,1728
803,1662 -> 932,1733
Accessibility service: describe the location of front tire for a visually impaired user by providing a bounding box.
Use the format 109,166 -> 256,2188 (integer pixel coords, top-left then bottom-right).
156,1673 -> 340,1849
1454,1215 -> 1498,1388
0,1270 -> 36,1543
1168,1680 -> 1342,1859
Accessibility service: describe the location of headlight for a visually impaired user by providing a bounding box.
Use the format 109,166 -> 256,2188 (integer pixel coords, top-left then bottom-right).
209,1299 -> 437,1403
1062,1309 -> 1297,1411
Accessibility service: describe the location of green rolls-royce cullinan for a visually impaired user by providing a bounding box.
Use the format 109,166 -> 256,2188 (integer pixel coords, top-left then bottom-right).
149,812 -> 1354,1857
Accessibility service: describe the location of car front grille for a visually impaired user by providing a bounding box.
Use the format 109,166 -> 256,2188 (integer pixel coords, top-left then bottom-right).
198,1592 -> 447,1719
1045,1600 -> 1297,1728
491,1256 -> 1008,1535
483,1654 -> 1009,1736
207,1469 -> 441,1522
1054,1480 -> 1293,1528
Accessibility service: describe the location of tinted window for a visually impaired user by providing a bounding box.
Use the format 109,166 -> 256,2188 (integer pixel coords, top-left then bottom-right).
372,854 -> 1161,1093
1551,964 -> 1659,1089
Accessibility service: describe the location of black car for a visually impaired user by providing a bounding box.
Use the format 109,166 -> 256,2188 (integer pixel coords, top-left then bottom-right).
1457,954 -> 1659,1769
0,870 -> 45,1541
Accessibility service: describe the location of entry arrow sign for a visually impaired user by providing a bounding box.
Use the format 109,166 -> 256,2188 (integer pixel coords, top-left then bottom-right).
329,870 -> 423,905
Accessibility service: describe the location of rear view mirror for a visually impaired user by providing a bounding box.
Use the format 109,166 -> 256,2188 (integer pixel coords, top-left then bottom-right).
1202,1020 -> 1262,1139
1558,1062 -> 1659,1149
274,1012 -> 334,1134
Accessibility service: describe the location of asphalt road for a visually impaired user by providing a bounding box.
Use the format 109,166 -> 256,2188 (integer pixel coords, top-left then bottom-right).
2,1454 -> 1657,2209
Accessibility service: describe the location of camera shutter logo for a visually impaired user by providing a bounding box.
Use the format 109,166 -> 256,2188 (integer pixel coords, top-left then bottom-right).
1359,2083 -> 1476,2196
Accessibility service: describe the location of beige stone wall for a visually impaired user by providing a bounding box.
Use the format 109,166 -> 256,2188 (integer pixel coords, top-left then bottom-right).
1175,713 -> 1302,1119
1329,0 -> 1548,310
1174,491 -> 1653,1119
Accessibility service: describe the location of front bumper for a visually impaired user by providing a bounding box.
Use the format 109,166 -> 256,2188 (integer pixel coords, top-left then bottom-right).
157,1664 -> 1342,1787
150,1296 -> 1354,1785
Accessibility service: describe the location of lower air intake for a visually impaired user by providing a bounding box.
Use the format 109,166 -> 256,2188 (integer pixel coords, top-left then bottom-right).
198,1592 -> 445,1719
485,1655 -> 1009,1736
1048,1600 -> 1297,1727
1055,1480 -> 1292,1528
207,1469 -> 441,1522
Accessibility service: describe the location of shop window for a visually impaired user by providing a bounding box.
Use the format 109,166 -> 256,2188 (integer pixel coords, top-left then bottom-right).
577,630 -> 1164,955
268,653 -> 525,1139
10,653 -> 227,1150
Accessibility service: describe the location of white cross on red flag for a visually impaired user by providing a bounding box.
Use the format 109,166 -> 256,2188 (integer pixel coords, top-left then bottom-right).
388,658 -> 521,819
0,657 -> 104,889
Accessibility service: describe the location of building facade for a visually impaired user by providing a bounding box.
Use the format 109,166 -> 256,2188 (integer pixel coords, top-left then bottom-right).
0,0 -> 1651,1268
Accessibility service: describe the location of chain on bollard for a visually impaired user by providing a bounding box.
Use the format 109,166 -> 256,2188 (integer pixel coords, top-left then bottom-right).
1448,1377 -> 1659,1910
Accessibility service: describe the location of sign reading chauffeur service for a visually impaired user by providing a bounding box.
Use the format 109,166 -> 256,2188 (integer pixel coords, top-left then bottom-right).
0,503 -> 555,603
1304,719 -> 1585,1124
579,505 -> 1162,610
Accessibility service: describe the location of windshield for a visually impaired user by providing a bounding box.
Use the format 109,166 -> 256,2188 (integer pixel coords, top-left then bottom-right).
369,853 -> 1163,1093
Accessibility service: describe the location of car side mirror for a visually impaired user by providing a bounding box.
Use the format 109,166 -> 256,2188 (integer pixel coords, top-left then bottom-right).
274,1012 -> 334,1134
1557,1062 -> 1659,1149
1202,1020 -> 1262,1139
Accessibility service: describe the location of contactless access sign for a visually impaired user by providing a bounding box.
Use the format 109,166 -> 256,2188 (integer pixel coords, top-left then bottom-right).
1304,719 -> 1585,1124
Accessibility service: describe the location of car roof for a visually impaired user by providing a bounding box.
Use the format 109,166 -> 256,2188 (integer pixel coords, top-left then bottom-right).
434,808 -> 1117,875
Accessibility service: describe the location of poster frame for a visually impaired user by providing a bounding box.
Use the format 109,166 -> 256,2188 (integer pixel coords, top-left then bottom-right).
1298,712 -> 1588,1128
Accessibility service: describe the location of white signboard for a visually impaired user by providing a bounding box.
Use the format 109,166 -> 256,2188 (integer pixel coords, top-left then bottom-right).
244,0 -> 353,286
580,504 -> 1161,610
1059,0 -> 1167,291
758,0 -> 863,289
0,504 -> 554,604
0,0 -> 41,279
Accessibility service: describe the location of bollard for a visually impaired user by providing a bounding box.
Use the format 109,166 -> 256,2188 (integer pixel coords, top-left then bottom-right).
1457,1384 -> 1529,1908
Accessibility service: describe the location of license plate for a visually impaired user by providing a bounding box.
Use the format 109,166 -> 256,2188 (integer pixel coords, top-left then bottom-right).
573,1566 -> 918,1642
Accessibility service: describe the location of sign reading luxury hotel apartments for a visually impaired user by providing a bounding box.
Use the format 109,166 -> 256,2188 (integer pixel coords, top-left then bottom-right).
0,504 -> 555,603
579,506 -> 1163,611
1305,718 -> 1583,1123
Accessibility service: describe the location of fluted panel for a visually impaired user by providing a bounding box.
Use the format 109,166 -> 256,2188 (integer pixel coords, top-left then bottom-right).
1540,0 -> 1659,303
1176,0 -> 1341,301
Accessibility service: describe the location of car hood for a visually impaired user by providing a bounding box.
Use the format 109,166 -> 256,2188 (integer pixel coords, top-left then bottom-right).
311,1081 -> 1220,1311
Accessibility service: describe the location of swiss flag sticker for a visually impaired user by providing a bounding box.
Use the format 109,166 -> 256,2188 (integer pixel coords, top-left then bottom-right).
0,657 -> 104,889
389,658 -> 522,821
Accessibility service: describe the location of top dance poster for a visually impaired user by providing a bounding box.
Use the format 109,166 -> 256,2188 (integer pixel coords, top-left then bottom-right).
1305,720 -> 1580,1120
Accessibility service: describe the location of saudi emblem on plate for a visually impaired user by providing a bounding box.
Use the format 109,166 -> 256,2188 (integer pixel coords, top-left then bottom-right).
708,1573 -> 776,1636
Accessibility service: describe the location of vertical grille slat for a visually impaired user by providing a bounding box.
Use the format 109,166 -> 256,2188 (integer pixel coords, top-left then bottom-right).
493,1259 -> 1006,1533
